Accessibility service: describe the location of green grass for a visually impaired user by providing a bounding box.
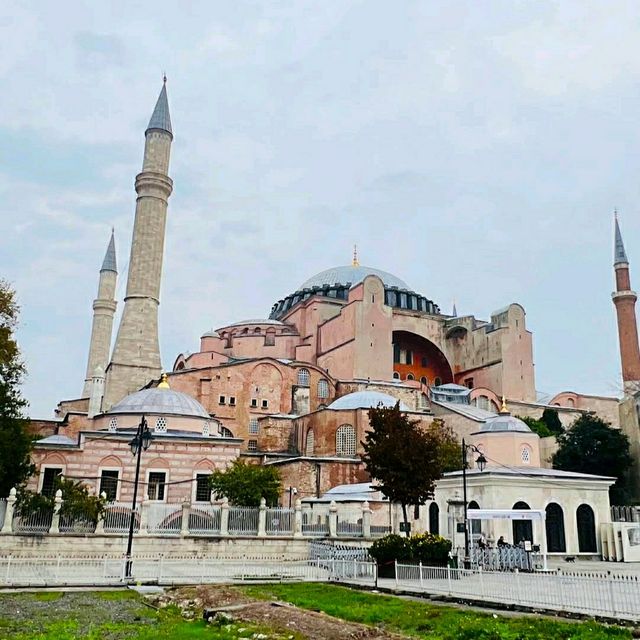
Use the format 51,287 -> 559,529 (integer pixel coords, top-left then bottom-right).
243,583 -> 634,640
0,589 -> 298,640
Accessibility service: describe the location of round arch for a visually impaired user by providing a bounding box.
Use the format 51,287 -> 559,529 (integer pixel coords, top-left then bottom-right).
577,504 -> 597,552
512,501 -> 533,544
429,502 -> 440,535
545,502 -> 566,552
391,330 -> 453,385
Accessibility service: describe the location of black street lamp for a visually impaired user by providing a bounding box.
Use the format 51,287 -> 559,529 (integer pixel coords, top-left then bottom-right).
125,415 -> 152,579
461,438 -> 487,568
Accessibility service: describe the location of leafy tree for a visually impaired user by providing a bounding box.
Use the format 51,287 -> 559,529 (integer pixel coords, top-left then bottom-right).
362,403 -> 459,536
541,408 -> 563,435
0,280 -> 33,497
552,414 -> 633,504
516,415 -> 552,438
209,459 -> 282,506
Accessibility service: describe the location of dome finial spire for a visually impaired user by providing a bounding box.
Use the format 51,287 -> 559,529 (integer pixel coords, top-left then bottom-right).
352,244 -> 359,267
157,372 -> 170,389
500,396 -> 510,414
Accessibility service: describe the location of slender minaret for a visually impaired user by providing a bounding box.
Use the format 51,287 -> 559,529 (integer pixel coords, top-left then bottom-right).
82,231 -> 117,398
103,79 -> 174,409
612,213 -> 640,391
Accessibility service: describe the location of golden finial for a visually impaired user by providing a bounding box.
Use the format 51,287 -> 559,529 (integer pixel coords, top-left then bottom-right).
352,244 -> 360,267
500,396 -> 509,414
157,372 -> 170,389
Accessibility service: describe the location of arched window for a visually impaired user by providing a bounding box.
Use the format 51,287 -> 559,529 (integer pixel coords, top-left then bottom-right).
155,416 -> 167,433
219,426 -> 234,438
336,424 -> 356,457
305,429 -> 315,455
429,502 -> 439,535
545,503 -> 566,552
468,500 -> 481,535
512,501 -> 533,544
297,368 -> 310,387
420,376 -> 427,385
202,421 -> 210,437
108,417 -> 117,432
477,396 -> 490,411
434,377 -> 442,387
407,373 -> 415,381
317,379 -> 329,399
392,372 -> 400,380
520,445 -> 531,465
253,327 -> 261,334
577,504 -> 597,552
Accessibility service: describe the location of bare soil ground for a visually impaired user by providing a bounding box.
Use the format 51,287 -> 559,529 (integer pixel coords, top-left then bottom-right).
150,585 -> 408,639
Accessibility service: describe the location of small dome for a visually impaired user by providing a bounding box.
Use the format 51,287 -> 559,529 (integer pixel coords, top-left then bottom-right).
328,391 -> 410,411
108,388 -> 209,419
478,414 -> 531,433
201,329 -> 220,338
299,265 -> 409,291
226,319 -> 284,327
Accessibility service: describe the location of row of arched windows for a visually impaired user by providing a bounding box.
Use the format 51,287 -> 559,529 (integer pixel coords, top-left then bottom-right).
392,372 -> 442,386
297,369 -> 330,399
303,425 -> 357,457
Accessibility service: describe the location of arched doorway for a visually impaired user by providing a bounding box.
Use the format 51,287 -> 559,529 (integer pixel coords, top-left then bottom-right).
429,503 -> 439,535
512,501 -> 533,544
545,503 -> 566,552
468,500 -> 481,536
577,504 -> 597,552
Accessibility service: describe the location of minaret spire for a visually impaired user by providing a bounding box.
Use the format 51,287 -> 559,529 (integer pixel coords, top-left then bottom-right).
82,231 -> 118,399
352,244 -> 359,267
103,81 -> 174,409
611,212 -> 640,391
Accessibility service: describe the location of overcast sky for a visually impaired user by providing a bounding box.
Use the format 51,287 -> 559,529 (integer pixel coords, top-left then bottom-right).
1,1 -> 639,417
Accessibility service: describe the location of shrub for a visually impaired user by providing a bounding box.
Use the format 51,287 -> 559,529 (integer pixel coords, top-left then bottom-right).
369,532 -> 452,567
369,534 -> 413,564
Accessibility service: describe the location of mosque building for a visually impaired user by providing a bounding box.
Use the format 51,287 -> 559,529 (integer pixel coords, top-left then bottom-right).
25,81 -> 640,549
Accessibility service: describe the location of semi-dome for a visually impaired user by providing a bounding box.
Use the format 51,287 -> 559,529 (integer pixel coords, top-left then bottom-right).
108,387 -> 210,419
299,265 -> 409,291
328,391 -> 410,411
478,414 -> 531,434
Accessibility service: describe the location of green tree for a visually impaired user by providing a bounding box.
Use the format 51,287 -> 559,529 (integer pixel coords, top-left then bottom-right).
516,415 -> 552,438
552,414 -> 633,504
362,403 -> 459,536
0,280 -> 33,497
209,459 -> 282,506
541,408 -> 563,435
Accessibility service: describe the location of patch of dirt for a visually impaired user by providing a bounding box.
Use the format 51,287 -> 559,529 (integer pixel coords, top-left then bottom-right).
150,586 -> 407,639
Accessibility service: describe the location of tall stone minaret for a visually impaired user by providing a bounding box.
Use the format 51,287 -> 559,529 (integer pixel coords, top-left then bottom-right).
82,231 -> 117,398
612,213 -> 640,391
103,79 -> 173,409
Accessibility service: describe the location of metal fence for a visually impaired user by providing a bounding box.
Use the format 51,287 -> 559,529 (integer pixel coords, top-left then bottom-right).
102,503 -> 139,534
611,505 -> 640,522
12,510 -> 53,534
468,546 -> 539,571
337,520 -> 363,537
302,514 -> 329,537
383,562 -> 640,621
370,525 -> 392,537
189,505 -> 221,535
228,507 -> 259,535
0,499 -> 6,529
147,504 -> 183,536
59,515 -> 97,534
265,508 -> 294,536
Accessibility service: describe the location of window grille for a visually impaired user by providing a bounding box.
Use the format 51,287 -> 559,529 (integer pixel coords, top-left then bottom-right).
99,470 -> 119,501
195,474 -> 211,502
108,417 -> 117,432
155,416 -> 167,433
336,424 -> 356,457
305,429 -> 315,455
147,472 -> 166,501
41,468 -> 62,497
521,446 -> 531,464
297,368 -> 310,386
219,425 -> 234,438
202,421 -> 210,437
317,379 -> 329,399
249,419 -> 259,434
248,439 -> 258,452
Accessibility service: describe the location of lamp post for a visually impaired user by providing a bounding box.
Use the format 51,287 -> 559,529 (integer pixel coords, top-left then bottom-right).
125,415 -> 152,579
288,486 -> 298,508
461,438 -> 487,568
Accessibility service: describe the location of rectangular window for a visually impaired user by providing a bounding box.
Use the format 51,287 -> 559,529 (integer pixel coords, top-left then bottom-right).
148,472 -> 166,501
248,439 -> 258,452
464,377 -> 474,389
219,395 -> 226,405
41,467 -> 62,497
393,344 -> 400,363
251,398 -> 257,408
261,399 -> 268,409
406,350 -> 413,365
421,356 -> 428,368
195,474 -> 211,502
229,396 -> 236,406
249,418 -> 259,434
99,470 -> 119,501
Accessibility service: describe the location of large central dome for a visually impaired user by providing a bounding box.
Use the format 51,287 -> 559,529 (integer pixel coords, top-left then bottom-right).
299,265 -> 409,290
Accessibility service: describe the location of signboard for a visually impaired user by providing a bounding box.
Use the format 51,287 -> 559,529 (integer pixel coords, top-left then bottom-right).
467,509 -> 545,522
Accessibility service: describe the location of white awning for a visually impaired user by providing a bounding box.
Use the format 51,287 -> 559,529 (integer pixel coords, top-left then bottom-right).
467,509 -> 546,521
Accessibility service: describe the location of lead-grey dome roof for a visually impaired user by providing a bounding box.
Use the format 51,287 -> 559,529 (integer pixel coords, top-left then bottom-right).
328,391 -> 410,411
299,265 -> 409,290
108,388 -> 209,418
477,414 -> 531,434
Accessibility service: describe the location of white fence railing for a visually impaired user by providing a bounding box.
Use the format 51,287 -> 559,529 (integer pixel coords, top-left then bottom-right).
102,504 -> 138,534
337,520 -> 363,537
302,514 -> 329,537
228,507 -> 259,535
189,505 -> 221,535
12,510 -> 53,534
59,515 -> 97,534
611,505 -> 640,522
147,504 -> 183,536
468,546 -> 539,571
265,508 -> 294,536
0,499 -> 6,529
